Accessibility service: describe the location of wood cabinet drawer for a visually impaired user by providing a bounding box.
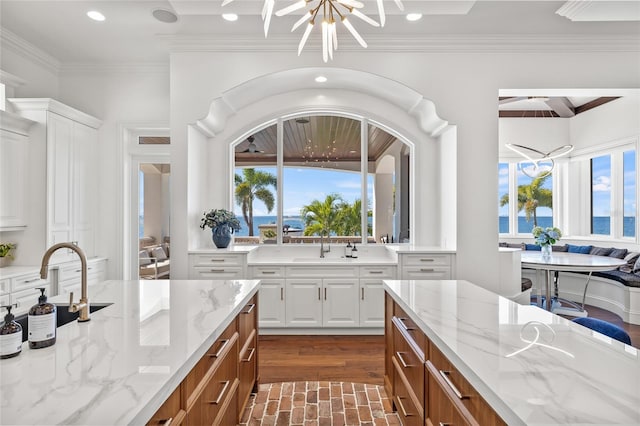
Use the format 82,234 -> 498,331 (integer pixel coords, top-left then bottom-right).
250,266 -> 285,278
190,254 -> 244,266
425,360 -> 477,426
146,384 -> 186,426
360,265 -> 395,278
238,330 -> 257,421
238,295 -> 257,345
401,254 -> 451,267
201,339 -> 239,425
392,319 -> 424,409
402,267 -> 450,280
429,345 -> 506,425
184,319 -> 237,400
191,267 -> 243,279
12,272 -> 47,292
393,359 -> 423,426
393,305 -> 426,355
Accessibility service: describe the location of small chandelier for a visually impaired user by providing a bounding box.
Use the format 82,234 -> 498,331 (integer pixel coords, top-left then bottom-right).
505,144 -> 574,178
222,0 -> 405,61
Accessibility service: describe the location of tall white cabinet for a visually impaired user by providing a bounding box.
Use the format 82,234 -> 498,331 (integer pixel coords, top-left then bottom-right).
9,99 -> 102,263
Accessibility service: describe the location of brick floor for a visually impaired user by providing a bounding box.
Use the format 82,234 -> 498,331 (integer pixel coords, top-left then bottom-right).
240,382 -> 400,426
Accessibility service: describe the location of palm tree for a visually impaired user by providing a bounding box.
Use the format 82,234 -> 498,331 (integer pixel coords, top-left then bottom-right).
500,172 -> 552,226
301,193 -> 343,236
335,199 -> 372,236
234,168 -> 277,236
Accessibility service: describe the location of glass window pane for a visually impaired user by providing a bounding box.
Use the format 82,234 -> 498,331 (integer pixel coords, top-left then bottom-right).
591,155 -> 611,235
233,125 -> 278,244
624,150 -> 636,237
516,166 -> 553,234
498,163 -> 509,234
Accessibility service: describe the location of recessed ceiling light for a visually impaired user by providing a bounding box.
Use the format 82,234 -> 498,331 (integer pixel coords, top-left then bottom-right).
406,13 -> 422,22
222,13 -> 239,22
315,76 -> 327,83
87,10 -> 105,22
152,9 -> 178,24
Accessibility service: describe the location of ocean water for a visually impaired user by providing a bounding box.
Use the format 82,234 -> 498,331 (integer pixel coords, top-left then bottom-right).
235,216 -> 305,237
499,216 -> 635,237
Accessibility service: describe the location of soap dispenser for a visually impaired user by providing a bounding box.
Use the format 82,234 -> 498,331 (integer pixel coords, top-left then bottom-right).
351,243 -> 358,258
0,304 -> 22,359
345,241 -> 352,258
28,288 -> 56,349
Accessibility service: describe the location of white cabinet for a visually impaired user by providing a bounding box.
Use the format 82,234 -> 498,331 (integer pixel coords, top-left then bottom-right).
188,252 -> 246,279
258,279 -> 286,327
0,110 -> 34,230
322,278 -> 359,327
285,278 -> 323,327
9,99 -> 101,263
359,280 -> 385,327
57,258 -> 107,297
399,252 -> 455,280
1,270 -> 51,316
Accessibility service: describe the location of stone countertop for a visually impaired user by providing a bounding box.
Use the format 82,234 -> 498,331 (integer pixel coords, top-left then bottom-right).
383,279 -> 640,425
0,278 -> 260,425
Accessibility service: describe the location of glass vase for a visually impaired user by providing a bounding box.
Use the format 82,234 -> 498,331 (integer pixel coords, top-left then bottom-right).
541,244 -> 552,259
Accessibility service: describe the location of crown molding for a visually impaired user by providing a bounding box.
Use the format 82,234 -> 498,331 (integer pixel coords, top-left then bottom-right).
0,28 -> 60,74
555,1 -> 593,21
0,109 -> 36,136
60,62 -> 170,74
164,33 -> 640,53
8,98 -> 102,129
0,70 -> 26,88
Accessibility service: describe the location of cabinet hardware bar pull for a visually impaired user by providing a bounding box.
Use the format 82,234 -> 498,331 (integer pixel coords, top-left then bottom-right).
208,339 -> 229,358
439,423 -> 451,426
420,268 -> 435,272
280,287 -> 284,300
262,271 -> 276,274
243,303 -> 256,314
318,288 -> 321,300
208,380 -> 230,405
210,259 -> 225,262
439,370 -> 466,400
209,269 -> 225,273
324,288 -> 327,300
396,396 -> 413,417
159,417 -> 173,426
397,317 -> 415,331
24,278 -> 40,283
420,258 -> 435,262
361,288 -> 365,300
368,271 -> 383,274
242,348 -> 256,362
395,351 -> 412,368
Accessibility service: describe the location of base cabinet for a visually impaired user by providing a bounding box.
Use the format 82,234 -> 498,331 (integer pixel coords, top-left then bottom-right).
147,295 -> 258,426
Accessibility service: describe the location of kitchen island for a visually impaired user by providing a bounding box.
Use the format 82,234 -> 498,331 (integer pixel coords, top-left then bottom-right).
0,278 -> 260,425
383,279 -> 640,425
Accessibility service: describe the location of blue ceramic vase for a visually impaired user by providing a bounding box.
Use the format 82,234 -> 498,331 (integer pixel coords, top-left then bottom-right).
212,225 -> 231,248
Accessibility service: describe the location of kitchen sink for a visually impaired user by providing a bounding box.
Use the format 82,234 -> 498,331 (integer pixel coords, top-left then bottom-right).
13,303 -> 113,342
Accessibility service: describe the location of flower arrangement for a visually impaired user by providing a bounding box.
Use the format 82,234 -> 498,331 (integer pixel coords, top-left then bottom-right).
200,209 -> 241,232
532,226 -> 562,247
0,243 -> 16,259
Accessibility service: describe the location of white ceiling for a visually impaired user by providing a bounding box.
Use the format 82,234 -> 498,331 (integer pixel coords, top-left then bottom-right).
0,0 -> 638,65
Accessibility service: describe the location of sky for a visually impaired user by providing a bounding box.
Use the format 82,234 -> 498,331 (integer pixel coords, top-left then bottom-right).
234,166 -> 375,217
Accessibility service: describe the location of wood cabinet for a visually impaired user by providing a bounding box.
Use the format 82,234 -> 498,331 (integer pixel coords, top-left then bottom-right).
384,295 -> 505,426
147,294 -> 259,426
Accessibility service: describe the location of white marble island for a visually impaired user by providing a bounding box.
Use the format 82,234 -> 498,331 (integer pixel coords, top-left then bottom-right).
0,278 -> 260,425
384,279 -> 640,425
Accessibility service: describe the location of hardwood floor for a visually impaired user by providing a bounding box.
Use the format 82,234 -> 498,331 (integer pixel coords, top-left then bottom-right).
258,304 -> 640,385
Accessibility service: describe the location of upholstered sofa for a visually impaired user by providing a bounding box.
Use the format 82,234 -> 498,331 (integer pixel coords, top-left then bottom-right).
139,239 -> 170,279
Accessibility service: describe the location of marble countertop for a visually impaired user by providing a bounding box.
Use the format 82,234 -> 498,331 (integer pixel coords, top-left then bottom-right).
383,279 -> 640,425
0,278 -> 260,425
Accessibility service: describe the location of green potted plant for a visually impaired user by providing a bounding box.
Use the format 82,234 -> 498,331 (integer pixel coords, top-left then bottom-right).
0,243 -> 16,267
200,209 -> 241,248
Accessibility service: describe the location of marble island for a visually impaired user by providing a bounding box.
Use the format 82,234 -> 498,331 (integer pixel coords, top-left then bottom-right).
384,279 -> 640,425
0,278 -> 260,425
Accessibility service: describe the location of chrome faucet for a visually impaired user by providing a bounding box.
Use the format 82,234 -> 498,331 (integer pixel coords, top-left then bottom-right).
40,242 -> 90,322
320,232 -> 330,258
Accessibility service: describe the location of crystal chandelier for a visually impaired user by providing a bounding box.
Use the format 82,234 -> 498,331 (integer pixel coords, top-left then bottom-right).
221,0 -> 404,62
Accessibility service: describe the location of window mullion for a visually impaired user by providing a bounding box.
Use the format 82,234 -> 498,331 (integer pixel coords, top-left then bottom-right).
276,118 -> 284,244
361,118 -> 368,244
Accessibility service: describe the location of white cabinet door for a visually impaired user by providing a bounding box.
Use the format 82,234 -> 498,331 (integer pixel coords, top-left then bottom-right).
359,279 -> 385,327
47,112 -> 74,250
258,279 -> 286,328
0,130 -> 28,229
322,278 -> 359,327
285,278 -> 322,327
72,121 -> 97,258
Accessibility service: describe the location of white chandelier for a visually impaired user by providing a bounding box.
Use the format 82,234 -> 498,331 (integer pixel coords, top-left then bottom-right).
221,0 -> 404,62
505,143 -> 574,178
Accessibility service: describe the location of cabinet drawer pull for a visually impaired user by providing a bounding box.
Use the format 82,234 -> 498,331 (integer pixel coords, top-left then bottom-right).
208,380 -> 230,405
397,317 -> 415,331
420,268 -> 435,273
280,287 -> 284,300
396,396 -> 413,417
420,258 -> 435,262
318,288 -> 321,300
208,339 -> 229,358
368,270 -> 384,274
439,370 -> 466,400
324,288 -> 327,300
24,278 -> 41,283
439,423 -> 451,426
361,288 -> 365,300
261,271 -> 276,275
395,351 -> 412,368
160,418 -> 173,426
243,303 -> 256,314
210,259 -> 225,262
209,269 -> 225,273
242,348 -> 256,362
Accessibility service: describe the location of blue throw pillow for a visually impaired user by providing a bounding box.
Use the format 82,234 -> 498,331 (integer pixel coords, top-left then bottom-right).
524,244 -> 541,251
567,244 -> 593,254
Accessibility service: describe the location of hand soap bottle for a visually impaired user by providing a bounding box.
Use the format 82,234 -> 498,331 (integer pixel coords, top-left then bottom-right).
28,288 -> 56,349
345,241 -> 352,257
0,304 -> 22,359
351,243 -> 358,258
